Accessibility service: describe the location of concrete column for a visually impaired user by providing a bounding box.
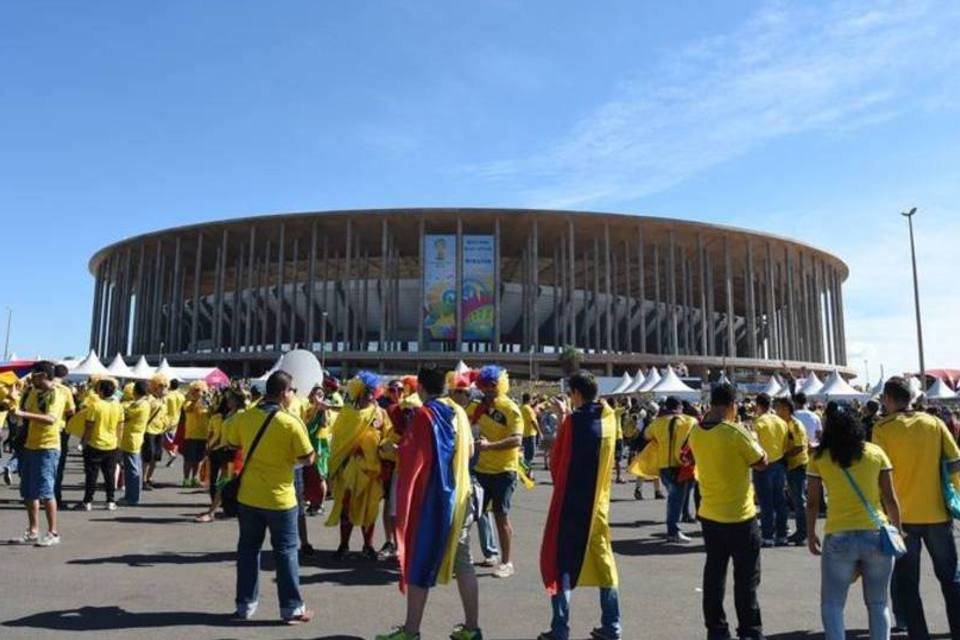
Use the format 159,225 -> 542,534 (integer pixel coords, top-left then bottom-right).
593,237 -> 601,352
133,243 -> 147,354
274,223 -> 285,352
568,219 -> 576,346
724,236 -> 736,358
417,217 -> 425,350
612,243 -> 620,351
835,269 -> 847,365
765,243 -> 778,360
653,243 -> 661,353
533,218 -> 540,355
604,223 -> 612,353
260,241 -> 271,351
244,227 -> 256,351
379,218 -> 388,351
189,232 -> 203,352
558,230 -> 567,346
623,240 -> 632,353
553,244 -> 560,351
216,230 -> 228,351
705,250 -> 715,356
637,227 -> 646,353
89,264 -> 103,352
456,216 -> 463,350
494,217 -> 502,352
151,241 -> 164,353
667,231 -> 678,355
698,234 -> 708,356
746,241 -> 757,358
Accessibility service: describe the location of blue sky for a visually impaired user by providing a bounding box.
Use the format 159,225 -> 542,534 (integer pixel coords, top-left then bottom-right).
3,0 -> 958,382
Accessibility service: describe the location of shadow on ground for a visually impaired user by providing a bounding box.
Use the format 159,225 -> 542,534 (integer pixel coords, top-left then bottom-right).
611,537 -> 705,556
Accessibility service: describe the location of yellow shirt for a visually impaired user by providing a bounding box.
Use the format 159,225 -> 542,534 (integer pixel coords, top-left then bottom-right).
85,398 -> 124,451
144,396 -> 169,435
614,407 -> 625,440
644,413 -> 697,469
521,404 -> 540,438
165,390 -> 186,431
785,416 -> 809,470
753,413 -> 789,464
689,420 -> 766,523
121,398 -> 151,454
224,404 -> 313,511
623,413 -> 639,440
872,411 -> 960,524
207,413 -> 227,449
183,400 -> 209,440
469,395 -> 523,474
807,443 -> 891,534
23,387 -> 67,451
55,382 -> 76,420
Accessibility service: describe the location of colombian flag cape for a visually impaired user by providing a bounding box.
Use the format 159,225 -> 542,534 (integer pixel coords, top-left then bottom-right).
396,397 -> 471,592
325,403 -> 386,528
540,401 -> 619,595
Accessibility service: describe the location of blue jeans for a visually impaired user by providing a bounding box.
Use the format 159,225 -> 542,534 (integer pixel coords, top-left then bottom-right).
550,573 -> 621,640
477,511 -> 499,559
122,452 -> 142,505
787,465 -> 807,539
893,522 -> 960,639
522,436 -> 537,466
235,504 -> 304,619
754,461 -> 788,540
821,530 -> 893,640
659,469 -> 691,536
19,448 -> 60,501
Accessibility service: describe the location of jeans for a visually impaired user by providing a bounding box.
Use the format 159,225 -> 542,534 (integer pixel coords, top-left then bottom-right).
820,530 -> 894,640
82,446 -> 118,503
893,521 -> 960,639
522,436 -> 537,466
235,504 -> 304,619
122,452 -> 142,505
754,460 -> 788,541
660,469 -> 691,536
550,572 -> 621,640
787,465 -> 807,539
701,516 -> 763,640
477,511 -> 500,559
54,431 -> 69,505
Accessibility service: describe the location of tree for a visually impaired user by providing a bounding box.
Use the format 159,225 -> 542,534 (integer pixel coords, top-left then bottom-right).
558,345 -> 582,376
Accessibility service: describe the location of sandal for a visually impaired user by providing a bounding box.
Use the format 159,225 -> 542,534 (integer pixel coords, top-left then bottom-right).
194,513 -> 215,524
283,609 -> 315,625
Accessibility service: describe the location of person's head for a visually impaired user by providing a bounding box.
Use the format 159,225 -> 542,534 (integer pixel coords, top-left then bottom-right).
449,373 -> 472,407
53,363 -> 68,381
97,378 -> 118,399
818,403 -> 866,468
264,371 -> 294,407
755,392 -> 772,413
663,396 -> 681,413
132,380 -> 148,399
29,361 -> 56,391
773,396 -> 794,421
417,363 -> 446,399
308,384 -> 325,405
148,373 -> 169,398
522,392 -> 531,405
793,391 -> 808,409
387,379 -> 403,401
477,365 -> 503,399
169,379 -> 180,391
863,399 -> 880,417
567,371 -> 598,409
880,376 -> 912,414
217,388 -> 244,416
323,376 -> 341,394
347,371 -> 381,407
710,382 -> 738,421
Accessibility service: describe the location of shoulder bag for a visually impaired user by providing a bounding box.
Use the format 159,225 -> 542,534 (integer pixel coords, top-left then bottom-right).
840,467 -> 906,558
220,409 -> 278,517
666,416 -> 696,484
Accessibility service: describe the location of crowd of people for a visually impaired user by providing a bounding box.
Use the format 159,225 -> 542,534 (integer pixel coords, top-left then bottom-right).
1,359 -> 959,640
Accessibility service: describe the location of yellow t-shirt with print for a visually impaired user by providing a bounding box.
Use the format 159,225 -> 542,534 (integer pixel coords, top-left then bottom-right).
753,413 -> 789,464
872,411 -> 960,524
521,404 -> 539,438
224,404 -> 313,511
807,443 -> 891,534
85,398 -> 124,451
23,387 -> 67,451
785,416 -> 809,470
469,395 -> 523,475
645,413 -> 697,470
689,420 -> 766,523
144,396 -> 169,435
121,398 -> 151,454
183,400 -> 209,440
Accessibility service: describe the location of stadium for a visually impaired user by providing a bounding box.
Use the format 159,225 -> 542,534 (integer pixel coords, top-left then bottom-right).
87,208 -> 853,379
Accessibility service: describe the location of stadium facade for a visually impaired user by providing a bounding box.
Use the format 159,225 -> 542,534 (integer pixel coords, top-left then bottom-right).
87,208 -> 853,378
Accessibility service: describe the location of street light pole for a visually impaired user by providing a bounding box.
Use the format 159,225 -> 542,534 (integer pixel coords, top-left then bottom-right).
902,207 -> 926,391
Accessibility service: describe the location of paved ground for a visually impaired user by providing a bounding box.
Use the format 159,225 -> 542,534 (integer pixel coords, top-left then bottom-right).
0,451 -> 955,640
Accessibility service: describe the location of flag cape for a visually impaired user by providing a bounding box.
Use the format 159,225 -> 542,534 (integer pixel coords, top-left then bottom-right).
325,403 -> 384,528
628,440 -> 659,480
540,401 -> 619,595
396,397 -> 471,592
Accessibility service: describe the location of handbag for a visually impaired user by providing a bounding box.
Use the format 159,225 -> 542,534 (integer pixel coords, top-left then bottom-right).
220,408 -> 278,518
840,467 -> 907,558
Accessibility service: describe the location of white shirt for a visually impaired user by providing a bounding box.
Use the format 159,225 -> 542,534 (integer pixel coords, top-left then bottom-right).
794,409 -> 822,446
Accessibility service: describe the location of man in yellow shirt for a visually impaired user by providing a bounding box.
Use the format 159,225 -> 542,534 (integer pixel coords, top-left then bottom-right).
644,396 -> 697,543
751,393 -> 791,547
119,380 -> 153,506
10,361 -> 68,547
164,379 -> 187,467
872,376 -> 960,639
468,365 -> 523,579
520,393 -> 541,481
224,370 -> 315,624
774,397 -> 809,546
688,382 -> 768,640
142,374 -> 170,489
77,378 -> 124,511
180,381 -> 210,488
52,363 -> 76,508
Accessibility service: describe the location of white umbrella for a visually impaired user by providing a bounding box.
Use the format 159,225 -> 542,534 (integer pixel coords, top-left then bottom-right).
623,370 -> 647,394
67,349 -> 109,377
650,366 -> 701,401
105,353 -> 134,378
637,367 -> 662,393
130,356 -> 155,379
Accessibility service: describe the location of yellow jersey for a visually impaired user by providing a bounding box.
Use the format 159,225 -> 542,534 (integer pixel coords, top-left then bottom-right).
807,443 -> 891,534
469,395 -> 523,474
689,420 -> 765,523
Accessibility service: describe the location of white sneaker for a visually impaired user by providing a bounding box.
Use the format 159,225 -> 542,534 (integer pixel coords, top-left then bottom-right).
35,532 -> 61,547
72,502 -> 92,512
492,562 -> 515,579
667,532 -> 692,543
477,555 -> 500,568
9,531 -> 39,544
106,502 -> 117,511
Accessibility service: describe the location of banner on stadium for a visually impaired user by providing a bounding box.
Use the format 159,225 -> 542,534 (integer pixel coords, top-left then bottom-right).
462,235 -> 495,341
423,235 -> 457,340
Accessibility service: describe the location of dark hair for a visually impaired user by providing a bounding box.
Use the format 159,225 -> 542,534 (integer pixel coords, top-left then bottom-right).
568,371 -> 598,403
217,389 -> 244,417
31,360 -> 56,380
265,371 -> 293,398
793,391 -> 808,407
663,396 -> 681,412
773,396 -> 795,414
169,379 -> 180,391
816,404 -> 865,468
98,378 -> 118,398
522,392 -> 531,403
53,364 -> 69,379
710,382 -> 736,407
756,392 -> 771,410
883,376 -> 912,406
132,380 -> 148,398
417,363 -> 446,396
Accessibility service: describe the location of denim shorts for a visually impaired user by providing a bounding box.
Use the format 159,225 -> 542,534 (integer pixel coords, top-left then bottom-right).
20,448 -> 61,501
476,471 -> 517,515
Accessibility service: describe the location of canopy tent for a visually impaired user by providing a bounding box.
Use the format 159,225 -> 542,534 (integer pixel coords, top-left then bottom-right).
813,371 -> 870,402
130,356 -> 155,379
606,372 -> 634,396
649,366 -> 702,401
796,372 -> 824,397
636,367 -> 662,393
105,354 -> 134,378
925,378 -> 959,402
622,370 -> 647,394
758,376 -> 783,398
908,376 -> 923,401
596,376 -> 626,397
66,350 -> 109,378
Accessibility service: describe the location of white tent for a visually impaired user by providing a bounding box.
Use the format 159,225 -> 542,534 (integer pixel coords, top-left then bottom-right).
155,358 -> 175,377
908,376 -> 923,401
622,370 -> 647,394
869,379 -> 885,398
607,372 -> 634,395
105,354 -> 134,378
637,367 -> 662,393
596,376 -> 626,397
926,378 -> 959,402
797,372 -> 824,397
130,356 -> 155,379
649,366 -> 702,401
814,371 -> 870,402
67,350 -> 109,378
758,376 -> 783,397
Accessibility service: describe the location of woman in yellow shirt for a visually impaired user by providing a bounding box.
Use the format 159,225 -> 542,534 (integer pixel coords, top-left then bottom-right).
806,405 -> 902,640
77,378 -> 124,511
180,381 -> 210,488
195,388 -> 245,523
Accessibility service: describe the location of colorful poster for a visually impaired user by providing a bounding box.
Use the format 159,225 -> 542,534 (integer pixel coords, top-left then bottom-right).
423,235 -> 457,340
462,235 -> 495,341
